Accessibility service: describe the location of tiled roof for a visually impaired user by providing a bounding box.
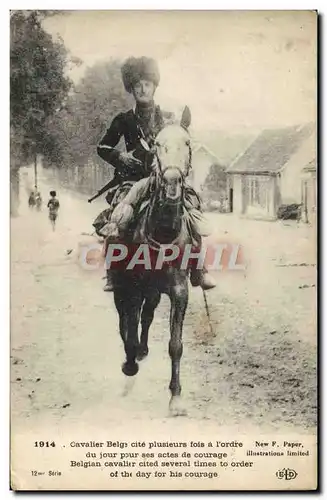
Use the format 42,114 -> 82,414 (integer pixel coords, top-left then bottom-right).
227,123 -> 315,174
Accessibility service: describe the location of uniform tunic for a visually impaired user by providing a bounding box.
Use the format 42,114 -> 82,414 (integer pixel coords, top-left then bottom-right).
97,103 -> 174,181
93,103 -> 173,233
95,103 -> 210,239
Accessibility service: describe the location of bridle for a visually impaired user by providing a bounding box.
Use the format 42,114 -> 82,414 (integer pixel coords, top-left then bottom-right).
138,122 -> 192,182
140,131 -> 192,249
146,134 -> 193,196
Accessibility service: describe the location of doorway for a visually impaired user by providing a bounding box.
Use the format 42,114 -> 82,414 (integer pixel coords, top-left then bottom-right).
229,188 -> 233,212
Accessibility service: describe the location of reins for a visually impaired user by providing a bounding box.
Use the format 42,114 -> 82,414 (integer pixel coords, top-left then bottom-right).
138,128 -> 192,251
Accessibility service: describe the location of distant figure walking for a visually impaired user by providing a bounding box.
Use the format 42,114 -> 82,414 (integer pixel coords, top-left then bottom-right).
35,190 -> 42,211
47,190 -> 60,230
28,188 -> 42,210
28,190 -> 36,208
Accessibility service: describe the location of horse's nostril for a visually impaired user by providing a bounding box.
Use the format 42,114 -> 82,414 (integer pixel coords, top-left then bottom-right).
166,184 -> 179,200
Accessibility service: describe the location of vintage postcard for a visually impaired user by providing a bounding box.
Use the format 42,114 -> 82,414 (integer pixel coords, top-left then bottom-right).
10,10 -> 317,491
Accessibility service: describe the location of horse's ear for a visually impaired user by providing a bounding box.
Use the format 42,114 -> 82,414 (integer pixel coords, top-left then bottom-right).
180,106 -> 191,130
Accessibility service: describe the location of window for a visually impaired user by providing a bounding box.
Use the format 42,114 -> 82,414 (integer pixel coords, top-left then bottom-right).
247,175 -> 270,210
248,176 -> 260,205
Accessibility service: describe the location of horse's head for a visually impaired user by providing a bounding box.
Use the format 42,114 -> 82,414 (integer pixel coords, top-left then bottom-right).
145,107 -> 192,244
151,106 -> 192,202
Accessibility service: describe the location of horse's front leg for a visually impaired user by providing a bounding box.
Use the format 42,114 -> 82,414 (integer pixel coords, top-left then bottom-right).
113,283 -> 130,345
122,291 -> 143,377
168,279 -> 188,416
137,290 -> 161,361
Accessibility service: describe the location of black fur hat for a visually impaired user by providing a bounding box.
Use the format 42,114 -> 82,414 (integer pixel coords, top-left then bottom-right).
121,57 -> 160,93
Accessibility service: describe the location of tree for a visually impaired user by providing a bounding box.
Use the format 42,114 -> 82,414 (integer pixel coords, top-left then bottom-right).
41,59 -> 130,197
204,163 -> 227,192
10,10 -> 73,213
203,162 -> 228,207
43,59 -> 130,171
10,10 -> 72,161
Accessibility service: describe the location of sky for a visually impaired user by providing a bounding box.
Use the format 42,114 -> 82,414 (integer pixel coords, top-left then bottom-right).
44,10 -> 317,133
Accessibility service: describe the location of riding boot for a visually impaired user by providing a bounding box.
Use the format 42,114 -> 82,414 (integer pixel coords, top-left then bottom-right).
189,237 -> 216,290
103,269 -> 114,292
190,266 -> 216,290
102,233 -> 115,293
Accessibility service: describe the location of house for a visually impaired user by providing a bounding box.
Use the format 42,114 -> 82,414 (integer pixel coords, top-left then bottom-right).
226,123 -> 316,219
189,142 -> 231,211
190,131 -> 255,190
189,142 -> 222,191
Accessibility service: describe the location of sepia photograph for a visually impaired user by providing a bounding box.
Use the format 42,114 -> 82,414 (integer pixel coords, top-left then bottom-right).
10,9 -> 317,490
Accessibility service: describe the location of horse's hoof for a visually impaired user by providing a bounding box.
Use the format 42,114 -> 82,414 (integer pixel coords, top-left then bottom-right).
169,396 -> 187,417
122,362 -> 139,377
136,345 -> 149,361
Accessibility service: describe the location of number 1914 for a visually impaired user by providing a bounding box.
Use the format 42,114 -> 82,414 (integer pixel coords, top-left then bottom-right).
34,441 -> 56,447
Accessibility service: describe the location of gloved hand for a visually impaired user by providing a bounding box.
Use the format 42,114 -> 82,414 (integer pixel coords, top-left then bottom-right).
119,151 -> 143,170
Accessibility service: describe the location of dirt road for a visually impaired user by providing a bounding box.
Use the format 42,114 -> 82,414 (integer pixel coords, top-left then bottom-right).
11,168 -> 317,435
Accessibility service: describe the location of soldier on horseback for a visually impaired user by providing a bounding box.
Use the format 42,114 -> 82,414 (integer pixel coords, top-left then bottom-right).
96,56 -> 216,292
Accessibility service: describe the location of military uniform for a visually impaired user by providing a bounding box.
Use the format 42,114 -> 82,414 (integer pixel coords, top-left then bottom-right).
93,103 -> 174,235
96,56 -> 215,291
97,104 -> 174,184
97,55 -> 167,197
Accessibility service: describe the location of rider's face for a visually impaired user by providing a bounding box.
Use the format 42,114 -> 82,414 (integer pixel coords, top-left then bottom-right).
132,79 -> 156,104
